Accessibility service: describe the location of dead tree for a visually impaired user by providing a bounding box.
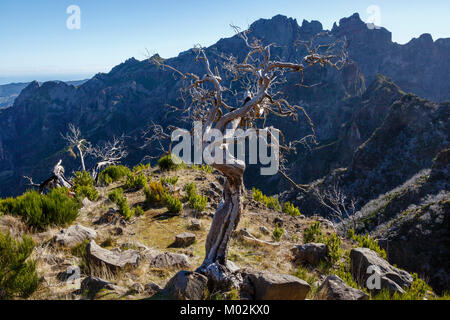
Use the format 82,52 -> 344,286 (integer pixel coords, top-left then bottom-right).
89,136 -> 128,181
312,183 -> 358,233
153,27 -> 346,288
23,160 -> 73,194
61,124 -> 91,172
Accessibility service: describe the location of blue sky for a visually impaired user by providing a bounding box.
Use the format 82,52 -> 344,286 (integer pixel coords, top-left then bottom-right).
0,0 -> 449,84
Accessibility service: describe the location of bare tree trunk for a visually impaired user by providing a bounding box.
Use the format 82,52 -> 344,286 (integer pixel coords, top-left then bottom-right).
197,163 -> 245,289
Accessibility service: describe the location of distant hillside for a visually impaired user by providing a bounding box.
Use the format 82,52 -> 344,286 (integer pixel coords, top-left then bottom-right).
0,79 -> 87,109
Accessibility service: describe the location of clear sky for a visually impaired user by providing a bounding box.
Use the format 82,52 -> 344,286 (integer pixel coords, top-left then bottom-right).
0,0 -> 449,84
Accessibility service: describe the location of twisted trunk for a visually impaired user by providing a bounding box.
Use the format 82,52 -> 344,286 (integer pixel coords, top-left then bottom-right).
197,163 -> 245,289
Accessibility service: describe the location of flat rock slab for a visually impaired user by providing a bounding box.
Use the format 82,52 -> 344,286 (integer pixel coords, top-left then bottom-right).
246,271 -> 311,300
317,275 -> 369,300
174,232 -> 196,248
350,247 -> 413,294
149,252 -> 191,270
86,240 -> 141,271
55,224 -> 97,247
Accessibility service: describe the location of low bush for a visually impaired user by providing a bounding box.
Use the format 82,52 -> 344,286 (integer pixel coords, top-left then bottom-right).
303,222 -> 323,244
73,171 -> 98,201
0,188 -> 80,230
124,172 -> 147,190
163,194 -> 183,214
160,176 -> 179,186
158,154 -> 183,171
283,202 -> 302,217
144,181 -> 166,206
98,165 -> 131,185
347,229 -> 387,259
0,232 -> 39,299
272,223 -> 284,241
252,188 -> 281,211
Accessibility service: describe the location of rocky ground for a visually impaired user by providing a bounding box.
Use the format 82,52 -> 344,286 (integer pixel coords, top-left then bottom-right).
1,165 -> 445,300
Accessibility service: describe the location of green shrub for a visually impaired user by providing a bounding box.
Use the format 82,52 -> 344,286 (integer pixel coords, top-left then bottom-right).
0,188 -> 80,230
158,154 -> 183,171
132,163 -> 151,173
283,202 -> 302,217
303,222 -> 323,243
98,165 -> 131,185
272,223 -> 284,241
133,205 -> 145,217
185,183 -> 197,200
163,194 -> 183,214
252,188 -> 281,211
108,188 -> 124,203
189,194 -> 207,213
73,171 -> 99,201
0,232 -> 39,299
192,164 -> 213,173
144,181 -> 166,206
124,172 -> 147,190
160,176 -> 179,186
347,229 -> 387,259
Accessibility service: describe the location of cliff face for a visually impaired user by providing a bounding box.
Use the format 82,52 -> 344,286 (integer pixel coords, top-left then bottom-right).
0,13 -> 449,197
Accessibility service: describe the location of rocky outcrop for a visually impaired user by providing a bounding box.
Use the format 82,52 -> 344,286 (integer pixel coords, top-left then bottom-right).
163,271 -> 208,300
291,243 -> 328,266
54,224 -> 97,247
173,232 -> 196,248
242,271 -> 310,300
350,248 -> 413,294
86,240 -> 141,273
317,275 -> 369,300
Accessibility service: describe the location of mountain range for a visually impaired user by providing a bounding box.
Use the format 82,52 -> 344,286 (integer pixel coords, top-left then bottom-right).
0,12 -> 448,200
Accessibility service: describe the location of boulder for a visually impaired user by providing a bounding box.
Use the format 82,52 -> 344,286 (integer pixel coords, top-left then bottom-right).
80,276 -> 127,298
317,275 -> 369,300
86,240 -> 141,272
291,243 -> 328,265
245,271 -> 310,300
173,232 -> 196,247
189,219 -> 202,231
55,224 -> 97,247
350,248 -> 413,294
163,271 -> 208,300
149,252 -> 191,270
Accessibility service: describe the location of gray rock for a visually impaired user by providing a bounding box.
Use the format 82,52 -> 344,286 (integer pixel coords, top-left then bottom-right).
55,224 -> 97,247
86,240 -> 141,272
174,232 -> 196,248
259,226 -> 270,235
291,243 -> 329,265
149,252 -> 191,270
189,219 -> 202,231
350,248 -> 413,294
245,271 -> 310,300
317,275 -> 369,300
163,271 -> 208,300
